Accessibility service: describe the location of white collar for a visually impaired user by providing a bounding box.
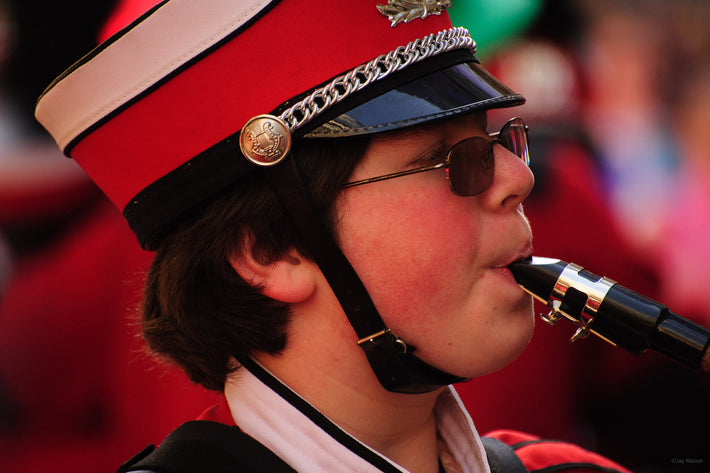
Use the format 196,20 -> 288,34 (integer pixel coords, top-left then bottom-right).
224,361 -> 490,473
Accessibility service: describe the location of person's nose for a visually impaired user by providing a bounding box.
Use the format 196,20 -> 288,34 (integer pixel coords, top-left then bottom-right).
481,144 -> 535,211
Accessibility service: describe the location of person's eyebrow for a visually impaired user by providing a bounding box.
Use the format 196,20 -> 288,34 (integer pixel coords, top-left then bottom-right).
412,141 -> 448,165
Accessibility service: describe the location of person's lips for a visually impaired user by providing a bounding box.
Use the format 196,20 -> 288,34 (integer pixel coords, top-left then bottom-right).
491,243 -> 533,285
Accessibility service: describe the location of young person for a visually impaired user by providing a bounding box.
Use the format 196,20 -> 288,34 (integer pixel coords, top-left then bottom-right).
35,1 -> 632,471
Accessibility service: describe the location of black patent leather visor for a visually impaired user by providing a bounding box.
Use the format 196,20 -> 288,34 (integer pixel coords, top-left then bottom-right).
305,61 -> 525,138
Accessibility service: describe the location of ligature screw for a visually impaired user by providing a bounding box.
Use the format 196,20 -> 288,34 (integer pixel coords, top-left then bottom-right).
541,310 -> 563,325
569,319 -> 592,342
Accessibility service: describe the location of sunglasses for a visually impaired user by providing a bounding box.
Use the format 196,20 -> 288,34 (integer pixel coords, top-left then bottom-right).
343,117 -> 530,196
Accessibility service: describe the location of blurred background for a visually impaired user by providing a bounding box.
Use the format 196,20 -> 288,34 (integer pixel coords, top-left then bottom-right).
0,0 -> 708,471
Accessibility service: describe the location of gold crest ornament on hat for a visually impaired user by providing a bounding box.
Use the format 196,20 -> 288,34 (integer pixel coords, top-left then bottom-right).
377,0 -> 452,27
239,115 -> 292,166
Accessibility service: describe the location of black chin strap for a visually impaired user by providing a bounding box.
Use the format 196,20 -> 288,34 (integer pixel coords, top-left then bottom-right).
264,158 -> 468,393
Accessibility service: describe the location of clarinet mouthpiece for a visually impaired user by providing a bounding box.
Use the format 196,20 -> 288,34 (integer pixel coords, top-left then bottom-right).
508,257 -> 568,305
508,256 -> 710,372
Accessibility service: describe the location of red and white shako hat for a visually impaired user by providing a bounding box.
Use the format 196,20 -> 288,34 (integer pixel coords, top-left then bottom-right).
36,0 -> 524,249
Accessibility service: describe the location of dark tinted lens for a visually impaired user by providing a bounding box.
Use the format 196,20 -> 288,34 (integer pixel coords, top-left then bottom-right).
499,118 -> 529,165
447,138 -> 494,196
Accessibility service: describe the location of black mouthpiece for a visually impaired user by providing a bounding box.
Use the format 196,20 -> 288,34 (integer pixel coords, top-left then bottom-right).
508,257 -> 567,303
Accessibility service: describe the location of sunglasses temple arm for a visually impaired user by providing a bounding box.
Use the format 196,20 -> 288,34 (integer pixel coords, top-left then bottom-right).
343,163 -> 447,188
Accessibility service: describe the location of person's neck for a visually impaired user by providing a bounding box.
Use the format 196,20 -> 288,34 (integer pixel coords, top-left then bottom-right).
260,353 -> 445,473
254,323 -> 446,473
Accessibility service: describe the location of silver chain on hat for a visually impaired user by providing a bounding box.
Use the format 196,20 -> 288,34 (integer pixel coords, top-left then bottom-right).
278,27 -> 476,133
240,27 -> 475,166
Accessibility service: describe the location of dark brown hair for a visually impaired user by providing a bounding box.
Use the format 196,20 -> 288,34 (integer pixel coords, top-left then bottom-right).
141,136 -> 370,391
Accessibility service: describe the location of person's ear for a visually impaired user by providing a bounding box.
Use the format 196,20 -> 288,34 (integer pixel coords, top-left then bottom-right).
228,247 -> 318,303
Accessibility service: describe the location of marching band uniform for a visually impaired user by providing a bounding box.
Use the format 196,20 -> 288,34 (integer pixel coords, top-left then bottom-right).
35,1 -> 635,471
117,359 -> 631,472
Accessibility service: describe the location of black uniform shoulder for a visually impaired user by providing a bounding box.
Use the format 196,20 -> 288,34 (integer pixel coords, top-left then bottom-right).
118,421 -> 296,473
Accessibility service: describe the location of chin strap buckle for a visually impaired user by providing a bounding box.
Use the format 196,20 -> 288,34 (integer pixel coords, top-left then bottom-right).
357,329 -> 408,354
